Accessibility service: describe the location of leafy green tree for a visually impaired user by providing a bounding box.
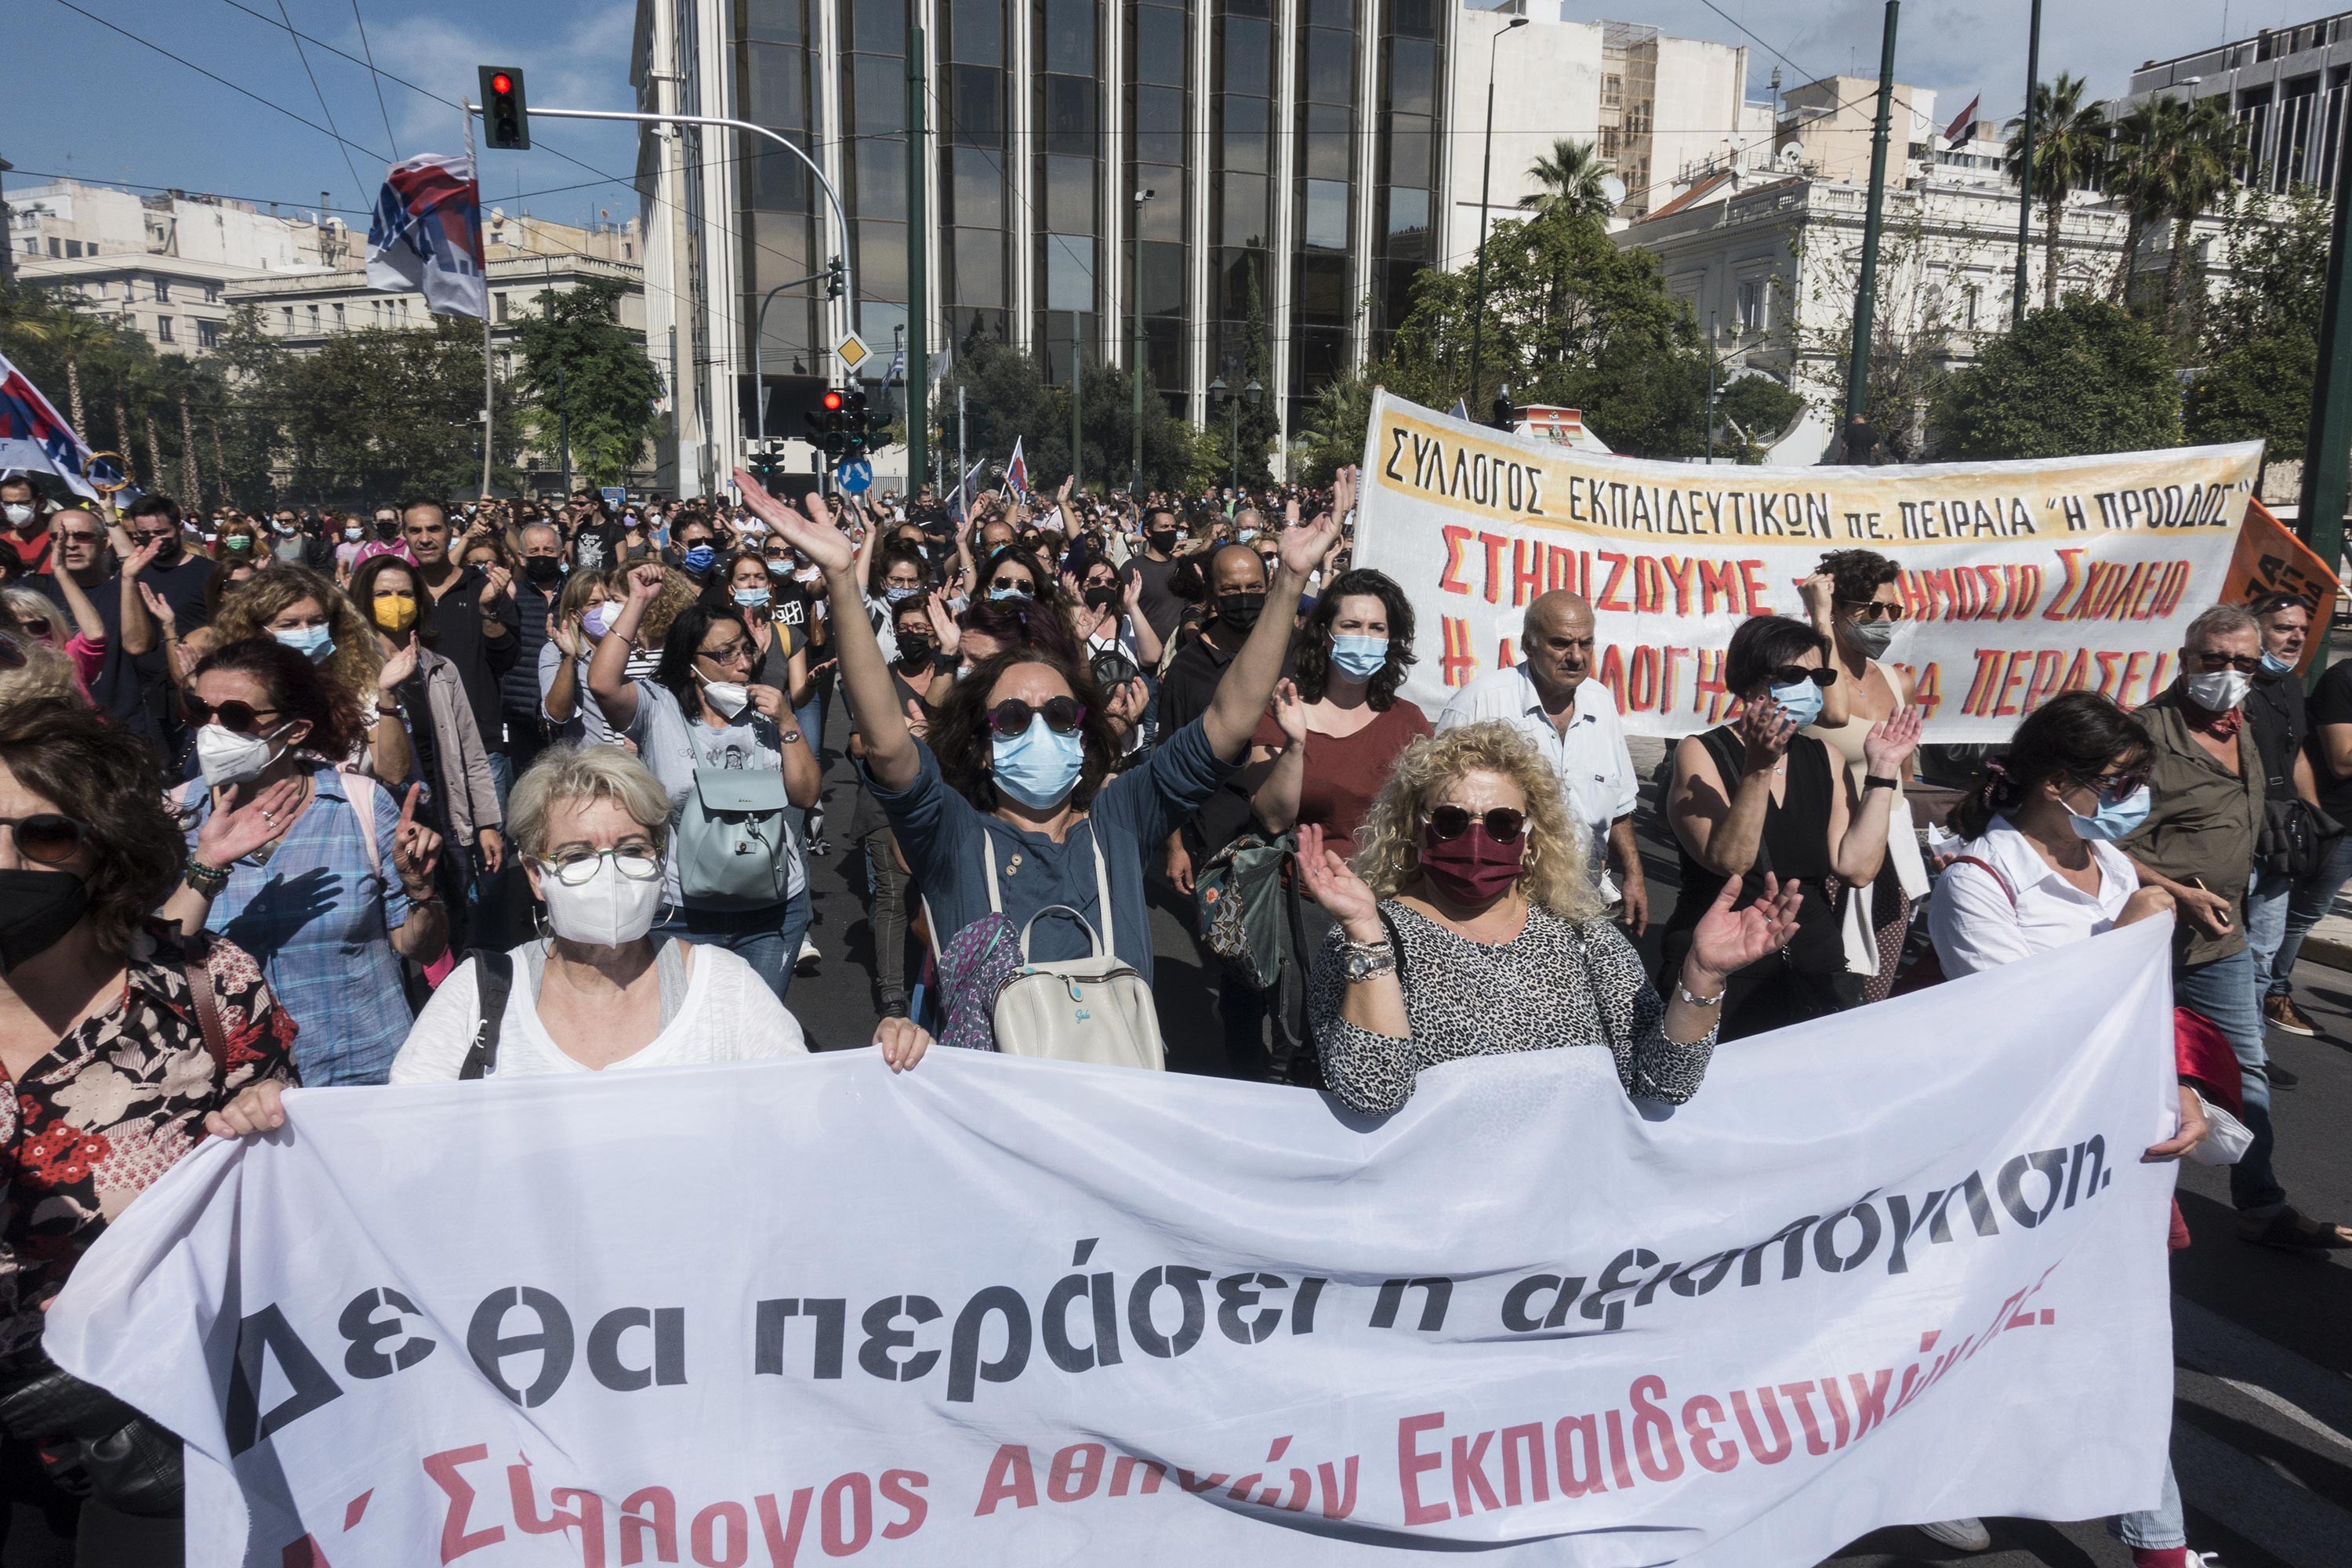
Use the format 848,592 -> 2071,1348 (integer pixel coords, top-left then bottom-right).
1290,371 -> 1377,485
2004,74 -> 2106,311
270,320 -> 521,502
1928,296 -> 2181,459
1712,375 -> 1809,463
2183,189 -> 2330,456
1519,139 -> 1616,223
937,334 -> 1197,495
512,279 -> 663,488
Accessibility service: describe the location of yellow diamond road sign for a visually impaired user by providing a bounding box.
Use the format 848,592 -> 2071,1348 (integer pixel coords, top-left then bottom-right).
836,332 -> 872,372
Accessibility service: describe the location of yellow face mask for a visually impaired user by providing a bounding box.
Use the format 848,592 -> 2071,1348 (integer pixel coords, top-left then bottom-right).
373,590 -> 419,633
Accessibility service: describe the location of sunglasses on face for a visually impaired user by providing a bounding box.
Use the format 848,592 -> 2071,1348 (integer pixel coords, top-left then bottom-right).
989,576 -> 1033,594
2192,651 -> 2259,673
2078,768 -> 2151,806
1842,600 -> 1906,623
987,696 -> 1086,736
1768,666 -> 1838,689
183,695 -> 283,734
16,615 -> 51,641
1423,804 -> 1528,844
0,812 -> 88,865
56,532 -> 103,547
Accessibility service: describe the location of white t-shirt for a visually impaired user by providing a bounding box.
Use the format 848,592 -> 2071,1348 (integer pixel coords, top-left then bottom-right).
1928,816 -> 2139,978
390,940 -> 806,1081
1436,665 -> 1638,890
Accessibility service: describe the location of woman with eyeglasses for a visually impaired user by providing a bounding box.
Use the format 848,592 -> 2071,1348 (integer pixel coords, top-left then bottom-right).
1297,722 -> 1798,1116
713,550 -> 812,713
1799,549 -> 1931,1002
734,470 -> 1330,1000
1662,613 -> 1921,1039
0,697 -> 299,1566
161,637 -> 447,1086
587,564 -> 823,1000
1922,691 -> 2216,1568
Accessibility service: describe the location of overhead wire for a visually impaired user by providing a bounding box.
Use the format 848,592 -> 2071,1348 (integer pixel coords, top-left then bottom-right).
348,0 -> 401,160
273,0 -> 371,210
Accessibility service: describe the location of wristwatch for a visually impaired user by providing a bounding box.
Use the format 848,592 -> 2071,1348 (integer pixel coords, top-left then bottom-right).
1864,774 -> 1900,791
1343,939 -> 1396,982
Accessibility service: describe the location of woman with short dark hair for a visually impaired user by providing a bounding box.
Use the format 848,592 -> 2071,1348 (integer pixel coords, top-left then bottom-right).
1662,613 -> 1919,1037
163,637 -> 449,1084
0,696 -> 299,1564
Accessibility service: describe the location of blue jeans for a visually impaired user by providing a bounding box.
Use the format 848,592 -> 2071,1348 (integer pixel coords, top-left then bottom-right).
657,881 -> 811,1004
2246,866 -> 2292,996
485,748 -> 515,815
2109,1456 -> 2185,1552
2174,948 -> 2285,1214
2270,830 -> 2352,996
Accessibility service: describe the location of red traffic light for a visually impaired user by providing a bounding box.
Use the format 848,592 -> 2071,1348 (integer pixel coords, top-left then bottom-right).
822,390 -> 844,412
490,72 -> 514,95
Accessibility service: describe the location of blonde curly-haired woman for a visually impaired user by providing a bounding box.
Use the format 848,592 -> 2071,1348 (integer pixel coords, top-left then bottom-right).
1297,720 -> 1801,1116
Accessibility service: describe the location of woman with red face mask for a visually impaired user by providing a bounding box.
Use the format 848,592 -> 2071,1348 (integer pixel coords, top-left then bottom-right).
1295,721 -> 1799,1116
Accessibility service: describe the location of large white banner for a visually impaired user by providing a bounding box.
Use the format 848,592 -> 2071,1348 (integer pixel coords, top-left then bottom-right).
1352,390 -> 2264,739
50,922 -> 2181,1566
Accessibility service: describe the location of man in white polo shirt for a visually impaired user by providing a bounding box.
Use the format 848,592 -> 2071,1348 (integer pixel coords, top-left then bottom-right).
1436,590 -> 1645,930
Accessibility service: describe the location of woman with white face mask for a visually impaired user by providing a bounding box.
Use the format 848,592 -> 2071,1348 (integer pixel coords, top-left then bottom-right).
586,571 -> 824,1000
162,637 -> 448,1085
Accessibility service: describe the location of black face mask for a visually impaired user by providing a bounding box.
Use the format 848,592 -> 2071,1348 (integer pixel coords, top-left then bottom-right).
0,869 -> 88,972
524,555 -> 565,585
1149,530 -> 1178,554
1216,590 -> 1267,633
1083,586 -> 1121,615
895,637 -> 934,671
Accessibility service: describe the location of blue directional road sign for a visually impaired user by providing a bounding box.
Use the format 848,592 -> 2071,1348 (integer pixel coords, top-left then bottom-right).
837,458 -> 874,495
600,486 -> 625,508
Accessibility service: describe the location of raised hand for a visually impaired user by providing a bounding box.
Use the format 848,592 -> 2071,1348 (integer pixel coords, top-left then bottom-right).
1295,822 -> 1381,939
376,634 -> 418,695
1276,504 -> 1341,579
746,684 -> 787,720
393,782 -> 443,895
481,564 -> 513,605
1333,465 -> 1358,522
194,776 -> 306,869
137,583 -> 177,636
627,561 -> 668,604
1798,571 -> 1837,626
731,469 -> 858,577
927,590 -> 961,655
1860,705 -> 1923,778
1269,677 -> 1309,746
1736,696 -> 1798,773
121,537 -> 165,580
902,696 -> 931,743
1686,872 -> 1800,983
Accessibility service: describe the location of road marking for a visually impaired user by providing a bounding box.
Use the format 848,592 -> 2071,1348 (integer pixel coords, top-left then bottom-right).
2172,1421 -> 2350,1568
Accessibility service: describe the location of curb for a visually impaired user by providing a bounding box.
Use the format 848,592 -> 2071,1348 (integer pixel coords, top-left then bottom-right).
2303,932 -> 2352,973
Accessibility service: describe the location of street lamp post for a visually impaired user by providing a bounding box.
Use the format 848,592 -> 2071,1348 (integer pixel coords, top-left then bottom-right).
1466,15 -> 1531,417
1704,311 -> 1717,465
1131,189 -> 1156,495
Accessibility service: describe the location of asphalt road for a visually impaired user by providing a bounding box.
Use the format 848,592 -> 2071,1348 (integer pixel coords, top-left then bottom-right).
782,710 -> 2352,1568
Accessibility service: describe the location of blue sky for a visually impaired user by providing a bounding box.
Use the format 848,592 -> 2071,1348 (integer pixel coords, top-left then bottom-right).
2,0 -> 2272,226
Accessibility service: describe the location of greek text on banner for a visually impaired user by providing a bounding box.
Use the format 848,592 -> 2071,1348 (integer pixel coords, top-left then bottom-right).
1351,390 -> 2264,739
47,921 -> 2181,1566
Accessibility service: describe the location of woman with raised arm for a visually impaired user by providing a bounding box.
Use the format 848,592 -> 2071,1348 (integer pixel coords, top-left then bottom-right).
734,468 -> 1336,985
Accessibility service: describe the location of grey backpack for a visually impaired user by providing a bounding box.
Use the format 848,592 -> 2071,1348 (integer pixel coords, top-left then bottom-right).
676,738 -> 796,909
980,832 -> 1164,1071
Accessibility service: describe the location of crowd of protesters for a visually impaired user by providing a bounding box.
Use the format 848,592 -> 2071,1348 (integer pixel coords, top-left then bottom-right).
0,455 -> 2337,1568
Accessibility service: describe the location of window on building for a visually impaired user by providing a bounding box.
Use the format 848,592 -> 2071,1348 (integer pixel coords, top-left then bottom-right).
1303,180 -> 1349,250
495,292 -> 510,322
66,239 -> 85,259
308,304 -> 321,328
1135,6 -> 1185,87
205,282 -> 220,304
198,320 -> 220,349
1602,74 -> 1623,109
1737,278 -> 1766,334
1962,282 -> 1981,330
154,278 -> 170,302
282,307 -> 295,331
333,303 -> 345,327
1045,234 -> 1094,312
45,238 -> 60,259
156,316 -> 174,343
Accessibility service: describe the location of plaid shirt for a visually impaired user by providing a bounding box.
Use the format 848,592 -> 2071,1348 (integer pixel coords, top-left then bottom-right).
180,760 -> 414,1086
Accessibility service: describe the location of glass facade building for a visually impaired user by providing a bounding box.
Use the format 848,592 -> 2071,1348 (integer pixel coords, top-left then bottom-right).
641,0 -> 1461,488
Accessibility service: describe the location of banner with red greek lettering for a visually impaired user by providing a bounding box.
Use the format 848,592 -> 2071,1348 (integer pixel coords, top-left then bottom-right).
1352,390 -> 2264,738
49,921 -> 2180,1566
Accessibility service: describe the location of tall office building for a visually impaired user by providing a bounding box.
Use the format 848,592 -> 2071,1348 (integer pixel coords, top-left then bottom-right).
633,0 -> 1757,493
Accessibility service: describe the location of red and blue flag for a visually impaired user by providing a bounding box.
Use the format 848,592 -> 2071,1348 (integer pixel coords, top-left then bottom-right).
366,154 -> 488,320
0,351 -> 110,501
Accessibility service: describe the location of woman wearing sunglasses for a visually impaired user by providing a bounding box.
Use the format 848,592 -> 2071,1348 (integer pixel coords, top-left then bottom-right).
1662,613 -> 1921,1039
586,565 -> 824,1000
205,564 -> 416,789
1926,689 -> 2215,1568
0,697 -> 299,1566
164,637 -> 449,1086
1801,549 -> 1931,1003
735,470 -> 1332,998
1297,722 -> 1798,1116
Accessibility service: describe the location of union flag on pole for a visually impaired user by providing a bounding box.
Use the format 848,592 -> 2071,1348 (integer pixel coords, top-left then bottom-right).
366,154 -> 488,319
0,351 -> 111,500
1004,437 -> 1029,499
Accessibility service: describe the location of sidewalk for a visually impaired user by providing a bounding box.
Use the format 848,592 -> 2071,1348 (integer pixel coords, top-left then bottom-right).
2296,892 -> 2352,972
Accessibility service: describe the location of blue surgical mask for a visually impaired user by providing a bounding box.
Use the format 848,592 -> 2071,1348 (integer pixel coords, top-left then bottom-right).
2260,650 -> 2295,676
732,586 -> 771,609
885,585 -> 921,604
1330,634 -> 1389,681
2067,783 -> 2151,842
681,544 -> 716,571
274,625 -> 336,663
991,716 -> 1087,809
583,604 -> 614,640
1769,678 -> 1824,731
988,585 -> 1029,601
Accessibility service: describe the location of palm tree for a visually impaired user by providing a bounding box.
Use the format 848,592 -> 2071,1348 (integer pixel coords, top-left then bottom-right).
2163,97 -> 2241,335
1519,138 -> 1615,223
8,294 -> 115,435
2104,100 -> 2168,305
2005,74 -> 2107,309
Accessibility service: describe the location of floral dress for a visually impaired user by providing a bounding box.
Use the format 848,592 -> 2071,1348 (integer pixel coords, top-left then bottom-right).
0,923 -> 299,1361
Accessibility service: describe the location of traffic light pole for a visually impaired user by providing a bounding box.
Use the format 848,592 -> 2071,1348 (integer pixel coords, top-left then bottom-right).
906,31 -> 930,500
1843,2 -> 1900,436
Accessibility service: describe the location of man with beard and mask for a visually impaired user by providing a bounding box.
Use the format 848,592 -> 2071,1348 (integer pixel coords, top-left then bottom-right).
501,523 -> 568,779
1438,590 -> 1645,935
1156,543 -> 1282,896
0,697 -> 302,1566
405,499 -> 521,804
0,475 -> 51,575
114,493 -> 213,630
2122,603 -> 2351,1254
1120,505 -> 1188,645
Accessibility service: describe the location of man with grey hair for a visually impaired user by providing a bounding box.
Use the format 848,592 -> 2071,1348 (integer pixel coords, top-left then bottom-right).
2123,601 -> 2350,1251
1436,590 -> 1645,931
